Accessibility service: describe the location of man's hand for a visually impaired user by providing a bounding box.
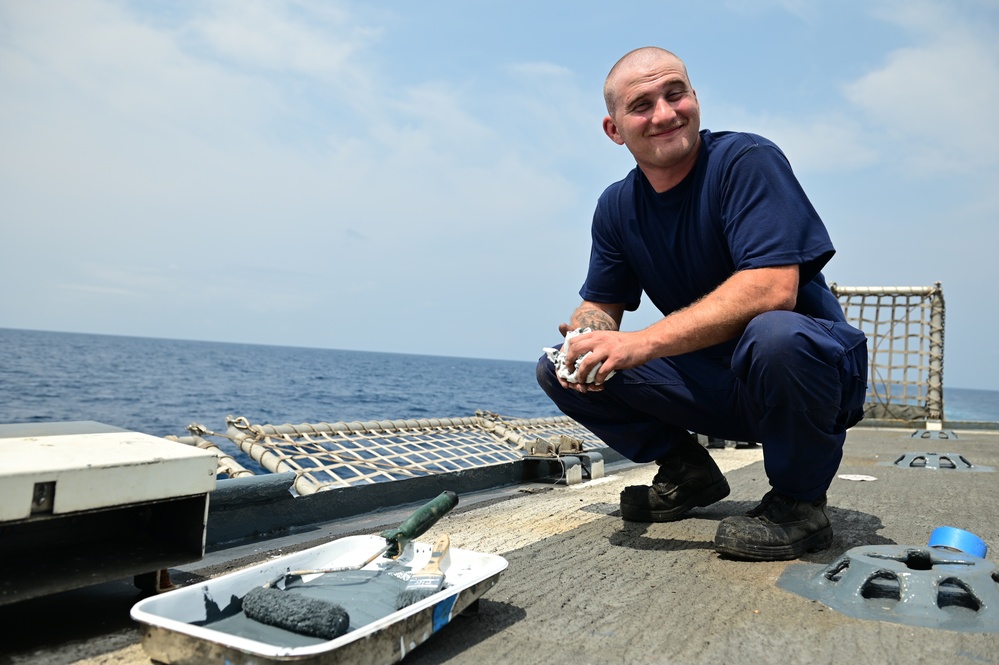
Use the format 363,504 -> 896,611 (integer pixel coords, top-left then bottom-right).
559,329 -> 651,393
554,301 -> 627,392
552,265 -> 800,393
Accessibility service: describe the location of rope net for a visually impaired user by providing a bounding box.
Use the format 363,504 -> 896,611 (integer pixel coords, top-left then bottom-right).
830,283 -> 945,423
187,413 -> 604,494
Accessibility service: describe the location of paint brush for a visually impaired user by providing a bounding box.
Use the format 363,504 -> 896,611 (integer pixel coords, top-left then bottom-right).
395,533 -> 450,609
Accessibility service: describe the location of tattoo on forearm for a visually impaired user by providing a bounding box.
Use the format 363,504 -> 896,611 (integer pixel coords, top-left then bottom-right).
573,307 -> 617,332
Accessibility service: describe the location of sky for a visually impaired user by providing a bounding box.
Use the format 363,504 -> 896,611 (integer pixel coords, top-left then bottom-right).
1,0 -> 998,390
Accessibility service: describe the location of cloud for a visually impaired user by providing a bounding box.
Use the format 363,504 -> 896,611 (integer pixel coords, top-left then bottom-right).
5,0 -> 991,383
704,0 -> 999,183
843,5 -> 999,176
0,0 -> 582,236
0,0 -> 596,357
704,103 -> 880,173
187,0 -> 360,76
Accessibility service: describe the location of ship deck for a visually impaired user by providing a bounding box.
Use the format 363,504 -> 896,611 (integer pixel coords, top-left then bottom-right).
2,424 -> 998,665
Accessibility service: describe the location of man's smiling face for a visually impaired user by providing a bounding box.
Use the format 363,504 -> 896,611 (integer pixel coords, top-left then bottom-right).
603,53 -> 701,189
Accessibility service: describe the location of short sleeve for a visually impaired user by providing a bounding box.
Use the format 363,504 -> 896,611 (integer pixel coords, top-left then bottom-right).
721,144 -> 834,284
579,181 -> 643,311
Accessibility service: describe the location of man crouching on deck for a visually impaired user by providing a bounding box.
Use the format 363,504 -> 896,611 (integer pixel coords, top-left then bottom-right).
536,46 -> 868,561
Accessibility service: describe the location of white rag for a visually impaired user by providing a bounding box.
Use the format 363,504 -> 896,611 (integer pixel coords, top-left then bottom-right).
543,328 -> 617,385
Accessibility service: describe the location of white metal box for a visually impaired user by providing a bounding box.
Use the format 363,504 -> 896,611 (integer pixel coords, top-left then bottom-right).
0,422 -> 217,604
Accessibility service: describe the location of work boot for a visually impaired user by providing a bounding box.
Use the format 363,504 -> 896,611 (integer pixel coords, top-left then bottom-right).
620,435 -> 730,522
714,490 -> 833,561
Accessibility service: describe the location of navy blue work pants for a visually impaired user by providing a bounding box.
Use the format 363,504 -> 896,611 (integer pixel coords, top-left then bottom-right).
536,311 -> 868,501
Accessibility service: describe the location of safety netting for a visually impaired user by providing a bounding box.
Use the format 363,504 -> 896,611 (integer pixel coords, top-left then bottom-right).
831,283 -> 945,423
177,412 -> 605,494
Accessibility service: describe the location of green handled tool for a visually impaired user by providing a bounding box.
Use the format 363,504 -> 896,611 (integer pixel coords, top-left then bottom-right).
379,490 -> 458,558
264,490 -> 459,583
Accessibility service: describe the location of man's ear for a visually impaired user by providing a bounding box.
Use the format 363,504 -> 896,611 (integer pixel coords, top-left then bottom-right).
602,115 -> 625,145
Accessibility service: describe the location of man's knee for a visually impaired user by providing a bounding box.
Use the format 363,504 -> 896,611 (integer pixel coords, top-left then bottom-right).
732,310 -> 844,412
734,310 -> 865,416
536,354 -> 559,396
735,310 -> 808,374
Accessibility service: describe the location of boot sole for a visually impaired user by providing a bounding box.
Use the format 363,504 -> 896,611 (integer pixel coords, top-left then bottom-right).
620,478 -> 731,522
714,525 -> 833,561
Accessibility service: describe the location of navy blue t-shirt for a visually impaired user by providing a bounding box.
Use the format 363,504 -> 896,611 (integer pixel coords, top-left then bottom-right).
581,129 -> 844,330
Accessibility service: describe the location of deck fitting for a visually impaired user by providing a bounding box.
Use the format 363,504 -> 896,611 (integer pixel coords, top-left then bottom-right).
910,429 -> 958,440
883,452 -> 995,472
778,545 -> 999,633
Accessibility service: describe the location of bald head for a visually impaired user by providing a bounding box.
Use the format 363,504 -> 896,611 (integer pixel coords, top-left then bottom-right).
603,47 -> 690,116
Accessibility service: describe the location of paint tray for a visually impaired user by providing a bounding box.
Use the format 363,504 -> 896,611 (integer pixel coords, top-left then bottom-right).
131,534 -> 508,664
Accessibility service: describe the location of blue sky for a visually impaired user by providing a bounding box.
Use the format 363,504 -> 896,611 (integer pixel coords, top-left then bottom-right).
2,0 -> 998,390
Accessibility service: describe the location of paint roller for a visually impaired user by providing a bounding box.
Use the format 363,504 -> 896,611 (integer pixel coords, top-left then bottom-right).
241,490 -> 458,640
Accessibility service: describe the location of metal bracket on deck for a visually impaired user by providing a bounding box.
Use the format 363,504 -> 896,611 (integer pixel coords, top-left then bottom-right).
523,434 -> 583,456
579,451 -> 604,480
523,449 -> 605,486
524,455 -> 583,485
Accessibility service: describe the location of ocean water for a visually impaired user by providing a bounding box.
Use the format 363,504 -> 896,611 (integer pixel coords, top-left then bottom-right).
941,387 -> 999,423
1,328 -> 997,442
0,328 -> 561,439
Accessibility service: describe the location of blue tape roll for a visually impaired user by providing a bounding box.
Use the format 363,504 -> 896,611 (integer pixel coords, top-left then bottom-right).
928,526 -> 987,558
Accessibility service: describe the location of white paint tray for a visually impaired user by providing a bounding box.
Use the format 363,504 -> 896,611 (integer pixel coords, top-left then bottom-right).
131,534 -> 508,664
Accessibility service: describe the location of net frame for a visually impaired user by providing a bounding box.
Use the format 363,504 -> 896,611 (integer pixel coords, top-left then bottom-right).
830,283 -> 945,423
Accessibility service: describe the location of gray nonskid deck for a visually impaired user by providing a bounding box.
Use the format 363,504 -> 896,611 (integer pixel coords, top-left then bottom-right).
400,428 -> 999,665
1,427 -> 998,664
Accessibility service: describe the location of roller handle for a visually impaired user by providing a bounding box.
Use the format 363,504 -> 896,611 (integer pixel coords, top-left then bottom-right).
380,490 -> 458,558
